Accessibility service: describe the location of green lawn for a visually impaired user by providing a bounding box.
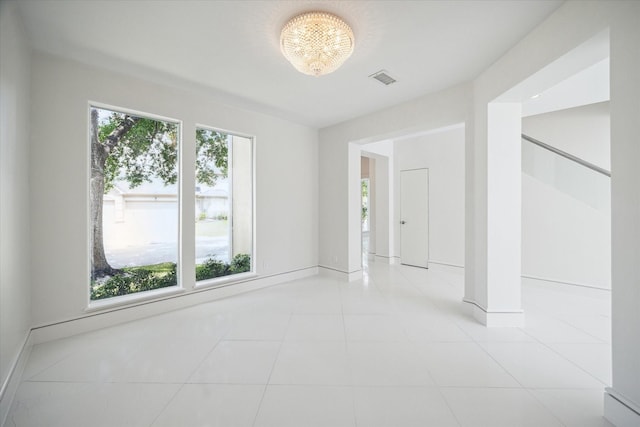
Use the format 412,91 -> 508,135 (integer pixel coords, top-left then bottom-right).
124,262 -> 175,274
196,219 -> 229,238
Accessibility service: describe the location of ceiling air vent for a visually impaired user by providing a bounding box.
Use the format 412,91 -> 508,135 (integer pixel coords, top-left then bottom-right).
369,70 -> 397,86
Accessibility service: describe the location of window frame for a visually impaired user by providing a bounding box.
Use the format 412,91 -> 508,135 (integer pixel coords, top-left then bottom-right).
85,103 -> 257,311
193,123 -> 257,290
86,101 -> 184,310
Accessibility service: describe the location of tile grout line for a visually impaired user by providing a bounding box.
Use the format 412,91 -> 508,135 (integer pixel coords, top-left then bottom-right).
251,311 -> 292,427
517,317 -> 610,387
146,382 -> 188,427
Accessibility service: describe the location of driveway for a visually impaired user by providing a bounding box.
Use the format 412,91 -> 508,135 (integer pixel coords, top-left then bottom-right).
105,237 -> 230,268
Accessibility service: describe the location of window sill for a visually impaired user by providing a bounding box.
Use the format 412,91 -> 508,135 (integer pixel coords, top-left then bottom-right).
86,286 -> 185,313
194,271 -> 257,290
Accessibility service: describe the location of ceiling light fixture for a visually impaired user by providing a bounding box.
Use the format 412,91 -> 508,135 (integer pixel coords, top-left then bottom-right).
280,11 -> 355,77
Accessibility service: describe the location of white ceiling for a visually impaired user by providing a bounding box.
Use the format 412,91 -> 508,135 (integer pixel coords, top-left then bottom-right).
16,0 -> 564,128
521,58 -> 609,117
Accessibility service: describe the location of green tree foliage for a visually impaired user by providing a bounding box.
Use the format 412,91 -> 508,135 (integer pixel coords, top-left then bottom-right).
196,128 -> 228,186
98,111 -> 228,193
361,179 -> 369,221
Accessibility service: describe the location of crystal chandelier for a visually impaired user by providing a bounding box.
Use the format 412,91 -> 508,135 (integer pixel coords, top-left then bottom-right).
280,11 -> 355,77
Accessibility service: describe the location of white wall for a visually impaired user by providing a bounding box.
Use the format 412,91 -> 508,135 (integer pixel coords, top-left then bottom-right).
465,1 -> 613,324
523,101 -> 610,169
373,155 -> 392,260
319,83 -> 470,276
319,1 -> 639,419
521,103 -> 611,289
0,1 -> 32,413
522,174 -> 611,288
465,1 -> 639,420
360,157 -> 369,179
608,4 -> 640,423
521,58 -> 610,118
28,52 -> 318,327
394,127 -> 465,267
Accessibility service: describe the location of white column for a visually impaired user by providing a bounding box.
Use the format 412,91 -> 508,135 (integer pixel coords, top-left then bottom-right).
468,102 -> 524,327
180,121 -> 196,289
347,143 -> 363,280
464,112 -> 476,306
605,3 -> 640,425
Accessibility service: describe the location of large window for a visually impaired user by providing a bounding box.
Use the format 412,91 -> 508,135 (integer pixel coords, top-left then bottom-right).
90,106 -> 179,301
89,106 -> 254,303
195,128 -> 253,282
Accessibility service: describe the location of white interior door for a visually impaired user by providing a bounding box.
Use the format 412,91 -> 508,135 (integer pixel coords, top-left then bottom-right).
400,169 -> 429,268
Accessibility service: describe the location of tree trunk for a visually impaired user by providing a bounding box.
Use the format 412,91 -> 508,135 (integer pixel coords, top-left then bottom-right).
90,109 -> 114,277
90,109 -> 140,278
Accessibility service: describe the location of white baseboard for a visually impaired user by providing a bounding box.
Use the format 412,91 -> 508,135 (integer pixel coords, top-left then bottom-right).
428,260 -> 465,276
0,331 -> 33,426
348,269 -> 363,281
478,309 -> 525,328
319,266 -> 362,281
521,274 -> 610,291
463,298 -> 525,327
374,255 -> 397,265
31,266 -> 318,345
604,388 -> 640,427
319,266 -> 348,280
428,260 -> 464,269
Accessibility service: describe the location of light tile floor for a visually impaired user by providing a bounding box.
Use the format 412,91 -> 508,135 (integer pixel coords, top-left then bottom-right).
5,261 -> 613,427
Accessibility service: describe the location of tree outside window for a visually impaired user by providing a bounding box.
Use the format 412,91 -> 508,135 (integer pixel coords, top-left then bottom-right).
89,106 -> 250,301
